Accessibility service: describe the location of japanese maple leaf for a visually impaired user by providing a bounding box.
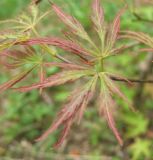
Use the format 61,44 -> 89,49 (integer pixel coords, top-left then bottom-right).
2,0 -> 133,148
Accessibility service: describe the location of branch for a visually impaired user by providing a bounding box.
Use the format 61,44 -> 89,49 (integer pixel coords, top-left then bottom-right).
110,76 -> 153,84
134,53 -> 153,106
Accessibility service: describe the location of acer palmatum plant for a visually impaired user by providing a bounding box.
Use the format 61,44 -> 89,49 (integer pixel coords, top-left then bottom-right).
0,0 -> 152,148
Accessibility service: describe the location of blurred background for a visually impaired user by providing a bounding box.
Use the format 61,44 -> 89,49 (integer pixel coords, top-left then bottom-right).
0,0 -> 153,159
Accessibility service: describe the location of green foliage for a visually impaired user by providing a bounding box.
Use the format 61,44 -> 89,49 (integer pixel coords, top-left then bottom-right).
129,138 -> 152,160
0,0 -> 30,19
122,112 -> 148,138
0,91 -> 54,143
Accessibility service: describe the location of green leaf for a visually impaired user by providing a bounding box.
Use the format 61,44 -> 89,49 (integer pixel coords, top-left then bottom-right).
129,138 -> 151,160
122,113 -> 148,138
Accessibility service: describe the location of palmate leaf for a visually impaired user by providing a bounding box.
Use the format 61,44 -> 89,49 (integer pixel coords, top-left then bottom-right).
0,4 -> 50,35
0,0 -> 137,148
35,76 -> 98,148
15,70 -> 94,92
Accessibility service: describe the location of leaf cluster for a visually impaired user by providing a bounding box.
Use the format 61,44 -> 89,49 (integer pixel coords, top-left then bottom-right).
0,0 -> 152,148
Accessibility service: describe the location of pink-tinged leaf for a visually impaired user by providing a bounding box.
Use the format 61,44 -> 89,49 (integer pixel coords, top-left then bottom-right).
100,92 -> 123,145
15,70 -> 92,92
35,77 -> 97,146
104,105 -> 123,146
0,67 -> 35,94
39,65 -> 45,94
104,74 -> 135,112
51,2 -> 89,40
112,7 -> 126,41
0,60 -> 21,69
35,110 -> 70,142
91,0 -> 104,31
106,6 -> 126,50
20,37 -> 91,57
120,31 -> 153,47
91,0 -> 106,52
53,119 -> 72,148
44,62 -> 88,70
51,3 -> 98,54
77,76 -> 97,123
110,45 -> 130,55
0,47 -> 36,69
99,74 -> 123,145
77,93 -> 91,124
1,50 -> 27,63
110,42 -> 140,55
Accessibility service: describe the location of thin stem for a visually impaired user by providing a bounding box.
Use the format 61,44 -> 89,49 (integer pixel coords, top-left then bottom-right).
110,76 -> 153,84
95,58 -> 104,72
